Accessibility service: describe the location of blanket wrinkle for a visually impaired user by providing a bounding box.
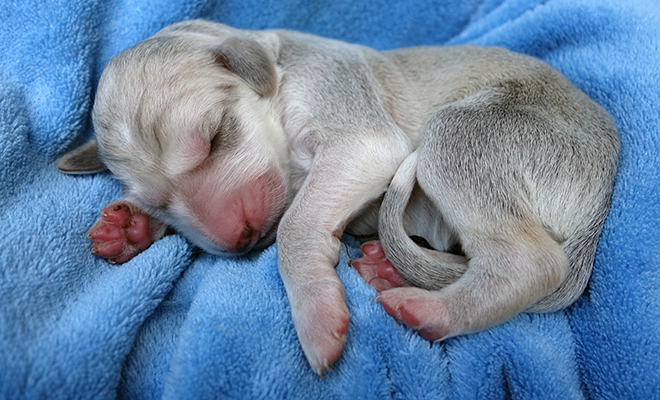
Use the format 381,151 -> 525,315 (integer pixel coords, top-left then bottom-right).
1,0 -> 659,399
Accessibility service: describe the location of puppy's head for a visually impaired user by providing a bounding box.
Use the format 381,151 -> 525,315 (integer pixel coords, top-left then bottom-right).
72,22 -> 289,255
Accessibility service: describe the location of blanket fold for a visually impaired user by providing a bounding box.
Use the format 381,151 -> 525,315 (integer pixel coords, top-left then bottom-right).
1,0 -> 659,398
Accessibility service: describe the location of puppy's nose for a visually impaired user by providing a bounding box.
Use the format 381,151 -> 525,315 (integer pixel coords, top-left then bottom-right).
234,224 -> 256,254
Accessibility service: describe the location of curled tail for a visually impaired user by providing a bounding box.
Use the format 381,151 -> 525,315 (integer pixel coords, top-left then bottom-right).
378,150 -> 469,291
527,222 -> 602,312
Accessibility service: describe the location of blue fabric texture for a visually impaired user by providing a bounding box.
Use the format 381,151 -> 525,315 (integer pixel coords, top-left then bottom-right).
1,1 -> 659,398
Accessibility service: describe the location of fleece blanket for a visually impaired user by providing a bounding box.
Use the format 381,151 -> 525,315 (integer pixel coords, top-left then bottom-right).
1,0 -> 659,399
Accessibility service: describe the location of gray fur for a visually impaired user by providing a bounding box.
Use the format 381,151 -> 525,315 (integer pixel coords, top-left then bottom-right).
380,69 -> 619,319
56,20 -> 620,376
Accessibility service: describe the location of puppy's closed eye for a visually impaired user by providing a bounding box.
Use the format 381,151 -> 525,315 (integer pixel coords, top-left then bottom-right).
210,111 -> 240,154
210,126 -> 224,153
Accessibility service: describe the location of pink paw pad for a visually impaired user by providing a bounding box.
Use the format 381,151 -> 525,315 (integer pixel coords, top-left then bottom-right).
352,240 -> 410,292
87,201 -> 153,264
376,290 -> 453,342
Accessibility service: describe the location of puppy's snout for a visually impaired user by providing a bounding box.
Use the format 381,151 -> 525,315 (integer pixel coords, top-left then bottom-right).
234,224 -> 257,254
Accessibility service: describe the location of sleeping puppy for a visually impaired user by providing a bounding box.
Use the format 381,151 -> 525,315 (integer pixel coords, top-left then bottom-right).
57,20 -> 620,377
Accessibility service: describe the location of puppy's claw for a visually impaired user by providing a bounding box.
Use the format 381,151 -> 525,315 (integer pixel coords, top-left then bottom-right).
315,361 -> 333,379
332,330 -> 347,342
375,295 -> 405,324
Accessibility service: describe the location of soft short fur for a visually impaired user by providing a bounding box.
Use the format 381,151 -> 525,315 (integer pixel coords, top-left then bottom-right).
57,20 -> 619,376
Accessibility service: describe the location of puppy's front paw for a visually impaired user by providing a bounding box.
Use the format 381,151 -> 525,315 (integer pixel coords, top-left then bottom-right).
353,240 -> 410,291
87,200 -> 154,264
291,279 -> 350,378
376,287 -> 458,342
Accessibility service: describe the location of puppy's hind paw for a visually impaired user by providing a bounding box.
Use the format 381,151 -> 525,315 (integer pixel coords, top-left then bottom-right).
87,200 -> 155,264
353,240 -> 411,292
376,288 -> 457,342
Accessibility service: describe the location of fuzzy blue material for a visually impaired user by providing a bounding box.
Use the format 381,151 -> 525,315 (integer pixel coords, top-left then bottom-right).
1,1 -> 658,398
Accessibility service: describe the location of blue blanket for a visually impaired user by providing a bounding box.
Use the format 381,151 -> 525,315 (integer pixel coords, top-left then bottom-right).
1,0 -> 659,398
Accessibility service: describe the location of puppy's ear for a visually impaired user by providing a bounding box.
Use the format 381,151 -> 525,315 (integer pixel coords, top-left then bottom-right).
214,36 -> 277,97
56,139 -> 107,175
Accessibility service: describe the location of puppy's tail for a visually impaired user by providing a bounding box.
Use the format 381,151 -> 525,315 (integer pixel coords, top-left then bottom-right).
379,150 -> 468,291
527,217 -> 603,313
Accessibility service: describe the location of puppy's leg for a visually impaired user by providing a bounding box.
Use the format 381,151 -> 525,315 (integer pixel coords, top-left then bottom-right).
88,200 -> 166,264
277,140 -> 409,377
376,89 -> 572,341
376,225 -> 566,341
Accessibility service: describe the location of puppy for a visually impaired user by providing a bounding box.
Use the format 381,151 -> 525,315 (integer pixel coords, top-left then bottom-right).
57,20 -> 619,376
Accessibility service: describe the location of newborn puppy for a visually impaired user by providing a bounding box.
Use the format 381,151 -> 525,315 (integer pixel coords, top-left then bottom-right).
57,20 -> 619,376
